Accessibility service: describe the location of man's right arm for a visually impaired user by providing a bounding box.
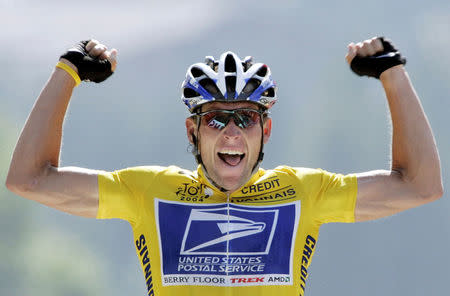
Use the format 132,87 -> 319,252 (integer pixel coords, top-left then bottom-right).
5,40 -> 117,218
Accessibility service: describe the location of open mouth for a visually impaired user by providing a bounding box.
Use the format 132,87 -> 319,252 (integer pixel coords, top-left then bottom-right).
218,150 -> 245,166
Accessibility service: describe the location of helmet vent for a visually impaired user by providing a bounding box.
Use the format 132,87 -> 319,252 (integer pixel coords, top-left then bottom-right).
225,54 -> 237,72
184,88 -> 200,98
225,76 -> 236,99
256,65 -> 268,77
242,56 -> 254,72
199,78 -> 223,99
191,67 -> 204,78
262,87 -> 275,97
242,78 -> 261,95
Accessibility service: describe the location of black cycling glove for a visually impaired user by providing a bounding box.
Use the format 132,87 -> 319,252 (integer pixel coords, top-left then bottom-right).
60,40 -> 113,83
350,37 -> 406,79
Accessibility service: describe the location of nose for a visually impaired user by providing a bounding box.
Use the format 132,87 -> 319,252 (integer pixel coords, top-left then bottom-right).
223,118 -> 241,139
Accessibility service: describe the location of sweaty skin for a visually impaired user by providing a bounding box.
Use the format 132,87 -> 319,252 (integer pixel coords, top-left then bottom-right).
185,101 -> 272,193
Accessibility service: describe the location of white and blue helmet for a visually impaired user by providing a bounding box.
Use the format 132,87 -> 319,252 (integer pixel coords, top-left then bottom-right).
181,51 -> 277,113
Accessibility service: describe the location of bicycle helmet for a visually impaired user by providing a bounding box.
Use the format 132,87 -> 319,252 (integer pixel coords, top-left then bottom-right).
181,51 -> 277,112
182,51 -> 277,191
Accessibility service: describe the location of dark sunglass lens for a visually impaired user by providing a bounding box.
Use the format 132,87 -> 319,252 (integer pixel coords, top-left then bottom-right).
203,111 -> 230,130
201,109 -> 261,130
202,112 -> 216,123
235,110 -> 260,128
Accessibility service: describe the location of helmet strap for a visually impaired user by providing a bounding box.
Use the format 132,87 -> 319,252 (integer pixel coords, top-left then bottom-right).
251,116 -> 265,174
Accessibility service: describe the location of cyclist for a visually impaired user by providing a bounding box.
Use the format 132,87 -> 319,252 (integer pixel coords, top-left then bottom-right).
6,37 -> 443,296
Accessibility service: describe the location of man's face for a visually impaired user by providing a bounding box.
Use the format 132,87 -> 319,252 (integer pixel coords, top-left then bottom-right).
186,102 -> 272,192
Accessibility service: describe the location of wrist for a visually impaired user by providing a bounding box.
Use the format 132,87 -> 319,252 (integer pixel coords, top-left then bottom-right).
379,65 -> 407,85
59,58 -> 79,74
56,59 -> 81,86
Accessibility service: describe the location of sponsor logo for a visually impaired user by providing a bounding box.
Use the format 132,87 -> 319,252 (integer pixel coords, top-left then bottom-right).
135,234 -> 155,296
175,180 -> 211,202
234,178 -> 297,203
240,178 -> 281,194
299,235 -> 316,295
155,199 -> 300,286
234,187 -> 296,203
180,207 -> 277,255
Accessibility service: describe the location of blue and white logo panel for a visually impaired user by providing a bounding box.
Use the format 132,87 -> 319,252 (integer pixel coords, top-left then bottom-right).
181,206 -> 278,255
154,199 -> 300,287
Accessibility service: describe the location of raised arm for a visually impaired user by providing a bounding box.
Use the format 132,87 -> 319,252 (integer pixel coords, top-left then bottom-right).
345,37 -> 443,222
5,40 -> 117,218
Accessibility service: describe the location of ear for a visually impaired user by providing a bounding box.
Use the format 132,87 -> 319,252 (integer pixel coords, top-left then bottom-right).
185,117 -> 197,145
263,117 -> 272,144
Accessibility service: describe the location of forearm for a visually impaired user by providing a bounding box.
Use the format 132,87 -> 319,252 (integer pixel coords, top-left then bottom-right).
6,66 -> 76,189
381,65 -> 443,196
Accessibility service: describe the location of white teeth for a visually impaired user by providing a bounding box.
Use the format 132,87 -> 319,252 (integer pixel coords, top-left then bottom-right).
219,150 -> 244,155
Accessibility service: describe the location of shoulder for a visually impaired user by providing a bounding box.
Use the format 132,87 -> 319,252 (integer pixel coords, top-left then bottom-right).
99,165 -> 195,183
102,165 -> 192,175
254,166 -> 328,192
268,165 -> 327,179
265,166 -> 350,191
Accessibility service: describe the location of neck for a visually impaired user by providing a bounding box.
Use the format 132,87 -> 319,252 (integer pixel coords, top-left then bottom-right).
200,164 -> 231,193
200,164 -> 260,194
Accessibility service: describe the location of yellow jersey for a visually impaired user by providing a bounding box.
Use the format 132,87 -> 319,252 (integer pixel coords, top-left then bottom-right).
97,165 -> 357,296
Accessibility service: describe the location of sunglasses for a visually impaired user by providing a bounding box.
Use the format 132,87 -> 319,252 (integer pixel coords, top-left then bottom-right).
195,108 -> 266,130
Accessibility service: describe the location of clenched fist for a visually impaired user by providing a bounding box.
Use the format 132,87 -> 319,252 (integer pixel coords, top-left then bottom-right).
346,37 -> 406,79
60,39 -> 118,83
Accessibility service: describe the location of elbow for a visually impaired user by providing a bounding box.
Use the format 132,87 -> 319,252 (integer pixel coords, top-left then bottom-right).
6,178 -> 24,195
5,173 -> 38,196
5,178 -> 16,193
6,162 -> 52,195
396,169 -> 444,204
420,183 -> 444,204
5,173 -> 19,193
428,185 -> 444,202
5,179 -> 22,196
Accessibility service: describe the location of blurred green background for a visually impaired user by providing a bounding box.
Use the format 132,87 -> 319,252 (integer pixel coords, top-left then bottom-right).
1,0 -> 449,295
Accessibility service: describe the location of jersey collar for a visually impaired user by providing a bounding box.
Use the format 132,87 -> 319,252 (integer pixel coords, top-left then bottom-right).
196,165 -> 265,196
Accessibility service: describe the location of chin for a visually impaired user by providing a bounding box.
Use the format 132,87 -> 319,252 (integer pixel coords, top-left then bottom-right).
206,157 -> 254,192
214,170 -> 250,192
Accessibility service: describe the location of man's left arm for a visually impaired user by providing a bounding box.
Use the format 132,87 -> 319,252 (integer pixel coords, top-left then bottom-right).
346,38 -> 444,222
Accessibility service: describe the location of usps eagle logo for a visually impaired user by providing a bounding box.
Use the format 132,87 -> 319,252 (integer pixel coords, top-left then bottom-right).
180,207 -> 278,255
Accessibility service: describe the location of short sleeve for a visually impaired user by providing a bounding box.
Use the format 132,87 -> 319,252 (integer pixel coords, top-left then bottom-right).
97,166 -> 162,224
292,167 -> 358,224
